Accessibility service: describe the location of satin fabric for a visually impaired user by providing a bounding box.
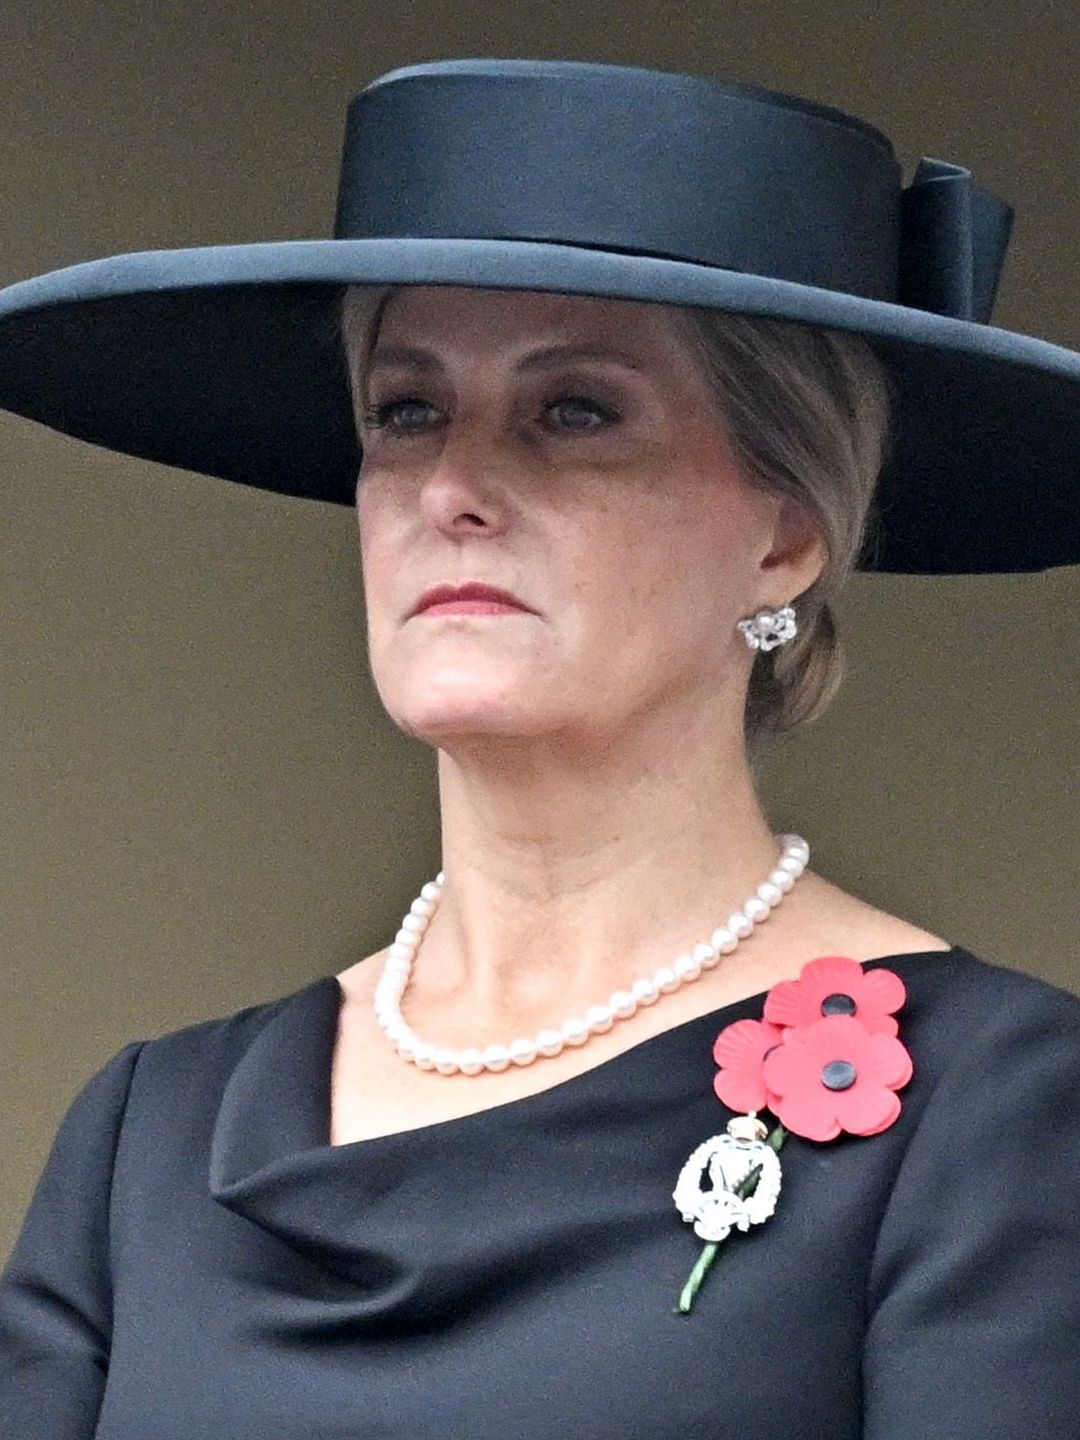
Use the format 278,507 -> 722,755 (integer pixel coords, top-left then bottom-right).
2,945 -> 1079,1438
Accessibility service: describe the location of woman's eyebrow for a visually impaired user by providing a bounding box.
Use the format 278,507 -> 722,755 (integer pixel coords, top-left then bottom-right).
366,343 -> 645,375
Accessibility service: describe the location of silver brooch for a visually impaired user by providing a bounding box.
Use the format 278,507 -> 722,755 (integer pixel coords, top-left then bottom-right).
672,1114 -> 783,1243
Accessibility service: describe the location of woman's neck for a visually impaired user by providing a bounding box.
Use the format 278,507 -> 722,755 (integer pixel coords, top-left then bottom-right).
406,722 -> 792,1037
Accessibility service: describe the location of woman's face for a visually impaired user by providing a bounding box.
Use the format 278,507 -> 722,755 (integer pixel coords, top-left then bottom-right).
352,285 -> 818,753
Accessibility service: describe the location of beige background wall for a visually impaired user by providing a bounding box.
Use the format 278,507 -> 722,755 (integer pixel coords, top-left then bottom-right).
2,1 -> 1077,1260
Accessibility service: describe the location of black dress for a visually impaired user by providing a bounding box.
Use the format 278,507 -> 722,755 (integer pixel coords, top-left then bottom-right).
2,944 -> 1079,1439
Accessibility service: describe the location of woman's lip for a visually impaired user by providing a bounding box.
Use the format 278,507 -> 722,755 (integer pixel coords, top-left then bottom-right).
416,600 -> 533,616
408,581 -> 538,616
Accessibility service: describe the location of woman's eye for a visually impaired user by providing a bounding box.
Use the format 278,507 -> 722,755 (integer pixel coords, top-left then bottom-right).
545,396 -> 616,431
361,394 -> 617,436
362,397 -> 437,433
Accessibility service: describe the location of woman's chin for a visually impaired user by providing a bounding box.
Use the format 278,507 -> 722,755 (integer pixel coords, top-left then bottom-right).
382,680 -> 559,741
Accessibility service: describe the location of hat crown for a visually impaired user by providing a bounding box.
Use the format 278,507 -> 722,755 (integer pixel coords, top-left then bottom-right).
334,58 -> 903,302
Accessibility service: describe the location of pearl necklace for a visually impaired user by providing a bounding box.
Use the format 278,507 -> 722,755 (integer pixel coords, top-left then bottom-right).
373,833 -> 809,1076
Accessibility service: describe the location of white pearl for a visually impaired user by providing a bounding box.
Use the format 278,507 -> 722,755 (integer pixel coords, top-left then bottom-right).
481,1044 -> 512,1073
787,837 -> 810,863
695,942 -> 721,970
654,965 -> 681,994
435,870 -> 446,884
394,929 -> 419,950
388,938 -> 416,957
769,868 -> 795,893
561,1016 -> 591,1045
395,1033 -> 418,1060
631,977 -> 659,1006
585,1003 -> 615,1033
711,926 -> 738,954
410,896 -> 435,917
609,990 -> 638,1019
673,953 -> 701,982
744,896 -> 770,923
508,1037 -> 539,1066
757,881 -> 784,908
401,914 -> 425,934
413,1043 -> 437,1070
536,1028 -> 565,1058
434,1047 -> 460,1076
420,881 -> 442,902
458,1047 -> 485,1075
728,911 -> 753,938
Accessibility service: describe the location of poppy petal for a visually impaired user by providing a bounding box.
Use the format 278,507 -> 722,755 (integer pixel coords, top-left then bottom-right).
769,1086 -> 842,1142
859,967 -> 907,1016
837,1085 -> 902,1136
849,1009 -> 900,1037
758,1035 -> 809,1096
800,955 -> 865,990
711,1017 -> 782,1069
760,977 -> 817,1028
713,1067 -> 771,1113
711,1018 -> 783,1113
862,1031 -> 914,1089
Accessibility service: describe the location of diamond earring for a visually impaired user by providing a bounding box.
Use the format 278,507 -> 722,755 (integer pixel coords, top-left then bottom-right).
737,604 -> 797,652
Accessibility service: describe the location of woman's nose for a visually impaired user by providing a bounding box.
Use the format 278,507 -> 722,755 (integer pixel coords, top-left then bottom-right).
417,426 -> 515,534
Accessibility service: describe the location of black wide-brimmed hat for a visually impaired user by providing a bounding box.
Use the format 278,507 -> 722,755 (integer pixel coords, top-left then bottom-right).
1,57 -> 1077,574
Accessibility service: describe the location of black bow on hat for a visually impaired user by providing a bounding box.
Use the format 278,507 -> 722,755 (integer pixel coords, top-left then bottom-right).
898,159 -> 1014,323
0,57 -> 1076,573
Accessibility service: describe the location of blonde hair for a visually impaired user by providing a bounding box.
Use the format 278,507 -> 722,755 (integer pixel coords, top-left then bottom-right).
338,285 -> 892,763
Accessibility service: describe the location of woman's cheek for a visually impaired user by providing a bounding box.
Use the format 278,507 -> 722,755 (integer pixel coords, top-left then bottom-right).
355,466 -> 393,529
357,481 -> 409,566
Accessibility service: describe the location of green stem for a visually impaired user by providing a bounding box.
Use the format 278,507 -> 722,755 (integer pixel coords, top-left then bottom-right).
676,1241 -> 719,1312
674,1124 -> 789,1315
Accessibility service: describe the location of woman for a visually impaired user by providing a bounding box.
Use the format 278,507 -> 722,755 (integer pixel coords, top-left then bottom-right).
1,57 -> 1078,1439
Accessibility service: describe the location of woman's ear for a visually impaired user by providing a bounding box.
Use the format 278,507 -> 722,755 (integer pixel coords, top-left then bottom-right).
756,496 -> 828,599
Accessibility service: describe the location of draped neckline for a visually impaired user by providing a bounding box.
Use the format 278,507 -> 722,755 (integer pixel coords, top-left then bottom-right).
205,947 -> 963,1318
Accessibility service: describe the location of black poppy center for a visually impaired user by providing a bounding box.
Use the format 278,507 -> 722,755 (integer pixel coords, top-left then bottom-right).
821,992 -> 857,1017
821,1059 -> 857,1091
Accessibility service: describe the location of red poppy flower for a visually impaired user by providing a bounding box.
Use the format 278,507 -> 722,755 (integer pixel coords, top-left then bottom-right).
761,1014 -> 913,1141
711,1017 -> 785,1113
762,955 -> 906,1037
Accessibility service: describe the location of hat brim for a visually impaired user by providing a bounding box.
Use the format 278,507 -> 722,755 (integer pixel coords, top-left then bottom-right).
1,237 -> 1077,574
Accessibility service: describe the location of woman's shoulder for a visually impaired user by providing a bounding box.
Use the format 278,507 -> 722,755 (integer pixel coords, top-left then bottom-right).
895,942 -> 1080,1026
880,942 -> 1080,1107
119,974 -> 331,1093
789,874 -> 1080,1043
26,979 -> 330,1188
